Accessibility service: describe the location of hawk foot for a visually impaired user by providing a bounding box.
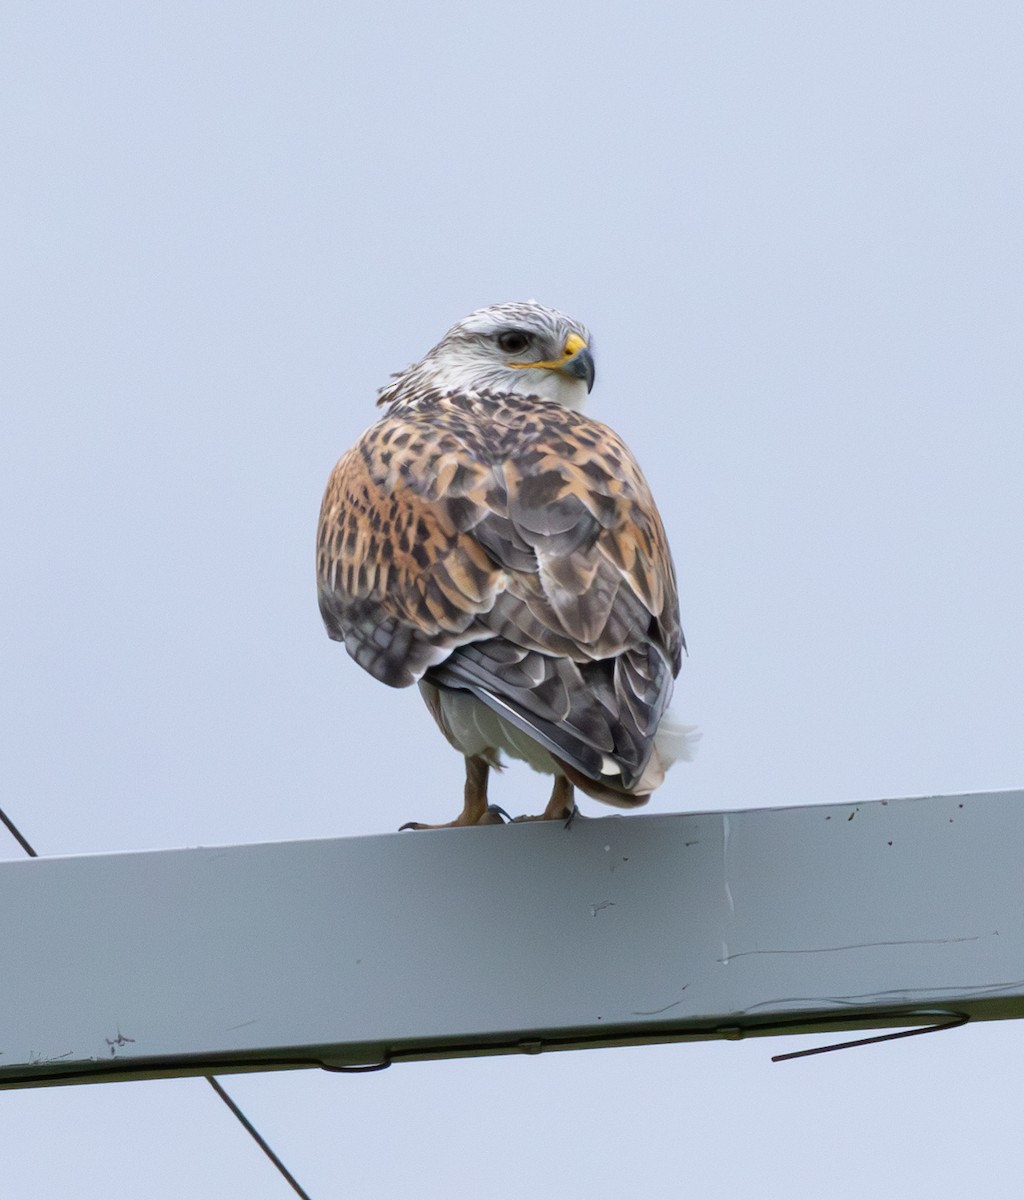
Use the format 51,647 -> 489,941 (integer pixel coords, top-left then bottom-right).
399,804 -> 507,832
510,803 -> 579,826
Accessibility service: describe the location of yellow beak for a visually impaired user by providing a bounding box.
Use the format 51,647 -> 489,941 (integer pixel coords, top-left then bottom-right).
510,333 -> 596,393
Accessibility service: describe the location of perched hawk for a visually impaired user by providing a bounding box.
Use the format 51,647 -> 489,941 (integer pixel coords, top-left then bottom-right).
317,302 -> 696,828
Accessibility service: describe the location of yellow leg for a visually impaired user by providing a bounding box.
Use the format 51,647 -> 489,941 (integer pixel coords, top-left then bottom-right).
400,756 -> 505,830
542,775 -> 576,821
510,775 -> 577,823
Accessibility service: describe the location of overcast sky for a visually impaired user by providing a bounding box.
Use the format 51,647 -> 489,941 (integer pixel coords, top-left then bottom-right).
3,2 -> 1024,1196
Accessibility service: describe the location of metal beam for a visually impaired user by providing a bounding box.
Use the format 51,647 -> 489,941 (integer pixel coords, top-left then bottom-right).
2,790 -> 1021,1089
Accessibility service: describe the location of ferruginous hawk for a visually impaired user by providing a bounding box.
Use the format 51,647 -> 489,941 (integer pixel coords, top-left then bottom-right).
317,302 -> 696,828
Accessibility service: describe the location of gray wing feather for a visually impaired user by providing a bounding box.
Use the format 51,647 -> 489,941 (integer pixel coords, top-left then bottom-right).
317,393 -> 683,792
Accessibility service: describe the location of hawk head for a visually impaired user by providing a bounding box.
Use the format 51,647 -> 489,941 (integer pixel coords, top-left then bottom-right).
377,301 -> 595,410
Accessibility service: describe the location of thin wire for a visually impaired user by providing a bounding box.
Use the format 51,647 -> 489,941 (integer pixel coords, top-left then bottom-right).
772,1011 -> 970,1062
206,1076 -> 314,1200
0,804 -> 315,1200
0,806 -> 38,856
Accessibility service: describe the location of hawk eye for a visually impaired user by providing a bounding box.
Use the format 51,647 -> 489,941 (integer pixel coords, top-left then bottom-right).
497,329 -> 531,355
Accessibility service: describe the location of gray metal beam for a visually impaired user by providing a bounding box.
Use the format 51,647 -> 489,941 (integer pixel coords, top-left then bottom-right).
1,790 -> 1021,1089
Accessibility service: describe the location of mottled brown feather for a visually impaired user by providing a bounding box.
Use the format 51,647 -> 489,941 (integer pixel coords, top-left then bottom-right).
317,389 -> 682,787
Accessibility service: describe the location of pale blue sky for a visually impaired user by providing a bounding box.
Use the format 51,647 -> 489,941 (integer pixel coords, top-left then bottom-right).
3,2 -> 1023,1196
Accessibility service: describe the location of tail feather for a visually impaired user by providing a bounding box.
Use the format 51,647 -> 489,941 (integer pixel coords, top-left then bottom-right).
565,706 -> 700,803
627,708 -> 701,795
654,708 -> 702,766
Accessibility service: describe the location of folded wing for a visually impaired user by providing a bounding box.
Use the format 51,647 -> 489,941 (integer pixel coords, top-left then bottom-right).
316,392 -> 682,789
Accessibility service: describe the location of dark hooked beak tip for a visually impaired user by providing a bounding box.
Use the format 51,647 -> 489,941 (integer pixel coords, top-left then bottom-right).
563,346 -> 596,393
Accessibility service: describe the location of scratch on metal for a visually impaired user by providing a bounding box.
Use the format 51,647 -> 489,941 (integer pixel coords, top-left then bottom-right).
632,990 -> 689,1016
717,933 -> 989,964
